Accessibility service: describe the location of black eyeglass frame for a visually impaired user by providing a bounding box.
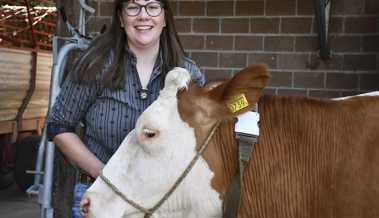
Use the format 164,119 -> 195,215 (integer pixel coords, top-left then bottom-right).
122,1 -> 164,17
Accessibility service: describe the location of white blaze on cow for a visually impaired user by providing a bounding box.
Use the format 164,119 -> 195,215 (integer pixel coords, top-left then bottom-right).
83,65 -> 379,218
83,67 -> 222,218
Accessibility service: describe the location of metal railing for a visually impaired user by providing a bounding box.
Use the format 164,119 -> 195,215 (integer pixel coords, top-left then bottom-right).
26,1 -> 95,218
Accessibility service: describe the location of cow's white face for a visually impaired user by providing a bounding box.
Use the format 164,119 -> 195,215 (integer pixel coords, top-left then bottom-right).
84,68 -> 222,218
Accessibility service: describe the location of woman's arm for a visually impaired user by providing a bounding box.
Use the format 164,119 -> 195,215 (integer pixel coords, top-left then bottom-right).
53,132 -> 104,178
47,71 -> 103,177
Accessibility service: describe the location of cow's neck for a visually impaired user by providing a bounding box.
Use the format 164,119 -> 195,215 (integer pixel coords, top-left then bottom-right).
197,119 -> 239,200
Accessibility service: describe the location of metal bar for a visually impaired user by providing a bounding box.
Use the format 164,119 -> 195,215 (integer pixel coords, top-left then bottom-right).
314,0 -> 331,60
40,141 -> 55,218
36,36 -> 88,218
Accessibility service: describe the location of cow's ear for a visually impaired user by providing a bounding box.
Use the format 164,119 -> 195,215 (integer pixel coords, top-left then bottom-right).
207,64 -> 270,118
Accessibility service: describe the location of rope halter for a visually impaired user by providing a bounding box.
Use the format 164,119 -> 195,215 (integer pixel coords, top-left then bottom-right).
99,121 -> 222,218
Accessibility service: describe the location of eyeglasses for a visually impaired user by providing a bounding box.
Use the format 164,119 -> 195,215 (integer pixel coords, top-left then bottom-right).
122,2 -> 164,17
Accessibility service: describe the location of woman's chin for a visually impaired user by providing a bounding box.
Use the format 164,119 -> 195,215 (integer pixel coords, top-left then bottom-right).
129,37 -> 160,49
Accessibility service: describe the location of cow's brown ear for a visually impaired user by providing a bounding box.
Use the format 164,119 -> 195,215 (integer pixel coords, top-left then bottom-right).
207,64 -> 270,118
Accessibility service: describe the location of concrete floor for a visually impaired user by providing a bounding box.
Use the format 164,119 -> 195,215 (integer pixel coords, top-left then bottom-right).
0,183 -> 40,218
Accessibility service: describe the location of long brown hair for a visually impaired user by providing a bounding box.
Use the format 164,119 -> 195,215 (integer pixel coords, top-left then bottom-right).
72,0 -> 185,89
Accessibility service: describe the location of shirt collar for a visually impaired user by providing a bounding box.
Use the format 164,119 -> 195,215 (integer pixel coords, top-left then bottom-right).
125,46 -> 163,79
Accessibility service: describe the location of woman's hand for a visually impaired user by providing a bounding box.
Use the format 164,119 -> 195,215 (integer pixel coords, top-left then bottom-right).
80,197 -> 91,217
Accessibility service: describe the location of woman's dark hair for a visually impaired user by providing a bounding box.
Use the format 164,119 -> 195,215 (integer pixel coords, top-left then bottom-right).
72,0 -> 185,89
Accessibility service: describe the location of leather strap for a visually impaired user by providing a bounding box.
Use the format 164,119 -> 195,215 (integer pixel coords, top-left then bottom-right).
223,130 -> 258,218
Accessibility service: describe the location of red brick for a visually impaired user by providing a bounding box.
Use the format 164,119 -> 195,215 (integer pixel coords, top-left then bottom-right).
262,88 -> 277,95
365,0 -> 379,14
345,17 -> 378,33
360,73 -> 379,90
221,18 -> 250,33
266,0 -> 296,15
326,73 -> 358,89
343,54 -> 377,71
295,36 -> 320,52
251,18 -> 280,33
264,36 -> 294,52
329,36 -> 361,52
309,54 -> 344,71
297,0 -> 314,15
207,1 -> 234,16
219,53 -> 247,68
309,90 -> 342,98
168,1 -> 178,16
332,0 -> 364,15
193,18 -> 219,33
268,71 -> 292,87
236,1 -> 264,16
178,1 -> 205,16
206,35 -> 233,50
282,17 -> 312,34
362,35 -> 379,52
341,91 -> 365,97
329,17 -> 344,34
86,17 -> 111,34
313,17 -> 344,34
99,1 -> 113,17
179,35 -> 204,50
248,53 -> 278,69
294,72 -> 325,88
203,69 -> 232,81
191,52 -> 218,68
278,54 -> 309,70
278,89 -> 307,96
235,36 -> 263,51
175,18 -> 191,33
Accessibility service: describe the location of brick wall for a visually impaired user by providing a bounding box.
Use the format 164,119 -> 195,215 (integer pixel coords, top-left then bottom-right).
79,0 -> 378,97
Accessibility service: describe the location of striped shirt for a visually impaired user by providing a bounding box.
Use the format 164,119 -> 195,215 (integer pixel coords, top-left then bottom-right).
47,50 -> 205,163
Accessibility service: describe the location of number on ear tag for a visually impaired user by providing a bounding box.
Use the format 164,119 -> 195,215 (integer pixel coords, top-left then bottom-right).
227,94 -> 249,113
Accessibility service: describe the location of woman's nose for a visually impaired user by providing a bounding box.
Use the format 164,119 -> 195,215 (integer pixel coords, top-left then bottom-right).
138,6 -> 149,18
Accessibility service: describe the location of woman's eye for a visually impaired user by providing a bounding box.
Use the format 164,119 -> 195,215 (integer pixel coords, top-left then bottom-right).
148,5 -> 159,10
147,3 -> 160,10
127,6 -> 139,10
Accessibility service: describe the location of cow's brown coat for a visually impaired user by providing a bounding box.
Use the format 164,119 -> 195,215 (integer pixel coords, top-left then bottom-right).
178,64 -> 379,218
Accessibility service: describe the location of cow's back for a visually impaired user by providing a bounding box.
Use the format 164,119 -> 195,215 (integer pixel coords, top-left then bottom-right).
239,95 -> 379,218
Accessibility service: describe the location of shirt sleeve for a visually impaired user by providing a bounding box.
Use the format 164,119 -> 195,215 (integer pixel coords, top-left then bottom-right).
46,73 -> 99,141
183,58 -> 206,87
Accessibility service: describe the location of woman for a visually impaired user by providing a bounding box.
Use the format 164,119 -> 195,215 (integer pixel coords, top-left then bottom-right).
46,0 -> 204,217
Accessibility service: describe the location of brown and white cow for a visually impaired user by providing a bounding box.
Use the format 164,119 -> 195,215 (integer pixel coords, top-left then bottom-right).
82,65 -> 379,218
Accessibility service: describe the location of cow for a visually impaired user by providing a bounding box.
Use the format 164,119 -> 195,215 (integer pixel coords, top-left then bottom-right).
81,65 -> 379,218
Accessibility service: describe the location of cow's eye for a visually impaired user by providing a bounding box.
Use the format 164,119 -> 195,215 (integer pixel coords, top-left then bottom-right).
143,128 -> 156,138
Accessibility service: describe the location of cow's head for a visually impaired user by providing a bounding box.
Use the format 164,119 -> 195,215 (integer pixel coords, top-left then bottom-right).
82,65 -> 270,218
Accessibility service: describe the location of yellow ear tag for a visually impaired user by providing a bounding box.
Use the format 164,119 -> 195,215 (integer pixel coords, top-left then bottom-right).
227,93 -> 249,113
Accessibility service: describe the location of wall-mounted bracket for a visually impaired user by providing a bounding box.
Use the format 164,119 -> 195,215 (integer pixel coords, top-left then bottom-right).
314,0 -> 332,60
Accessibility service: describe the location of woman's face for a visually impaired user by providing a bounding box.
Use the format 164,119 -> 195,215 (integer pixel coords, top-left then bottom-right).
119,0 -> 166,50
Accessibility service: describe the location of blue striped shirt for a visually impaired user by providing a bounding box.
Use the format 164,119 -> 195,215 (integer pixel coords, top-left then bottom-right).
47,50 -> 205,163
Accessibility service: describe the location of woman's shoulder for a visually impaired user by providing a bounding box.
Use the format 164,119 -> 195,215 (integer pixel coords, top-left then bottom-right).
182,57 -> 205,86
